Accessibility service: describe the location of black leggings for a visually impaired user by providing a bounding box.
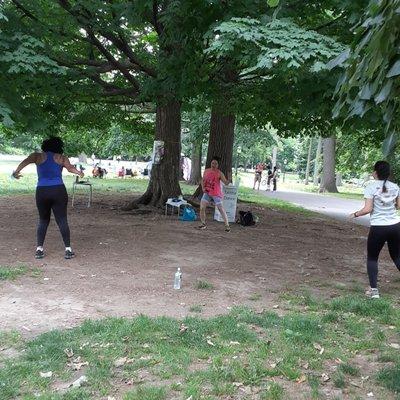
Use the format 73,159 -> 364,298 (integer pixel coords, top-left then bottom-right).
367,222 -> 400,288
35,185 -> 70,247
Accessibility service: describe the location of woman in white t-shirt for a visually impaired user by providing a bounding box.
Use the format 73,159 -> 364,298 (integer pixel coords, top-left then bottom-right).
351,161 -> 400,299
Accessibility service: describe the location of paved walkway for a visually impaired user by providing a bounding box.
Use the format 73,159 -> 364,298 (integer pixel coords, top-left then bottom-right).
261,189 -> 369,226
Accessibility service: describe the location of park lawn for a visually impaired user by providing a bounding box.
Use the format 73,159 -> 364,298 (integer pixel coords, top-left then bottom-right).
238,171 -> 364,200
0,292 -> 399,399
0,172 -> 310,215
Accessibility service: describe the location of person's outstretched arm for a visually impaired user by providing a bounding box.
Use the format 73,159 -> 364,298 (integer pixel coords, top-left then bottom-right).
62,156 -> 84,177
220,172 -> 229,185
12,153 -> 38,179
350,198 -> 373,218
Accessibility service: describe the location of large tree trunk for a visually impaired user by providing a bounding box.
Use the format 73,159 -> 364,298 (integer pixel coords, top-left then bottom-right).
127,99 -> 182,208
193,105 -> 235,199
189,139 -> 202,185
313,136 -> 322,186
319,137 -> 338,193
304,137 -> 313,185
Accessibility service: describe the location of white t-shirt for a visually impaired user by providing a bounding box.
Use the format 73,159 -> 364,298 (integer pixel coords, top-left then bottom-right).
364,180 -> 400,226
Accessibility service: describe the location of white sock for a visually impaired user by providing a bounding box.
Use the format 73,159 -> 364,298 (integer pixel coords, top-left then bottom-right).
65,247 -> 72,252
36,246 -> 43,251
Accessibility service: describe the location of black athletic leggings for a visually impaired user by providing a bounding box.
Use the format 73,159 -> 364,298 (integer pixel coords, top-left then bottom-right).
35,185 -> 70,247
367,222 -> 400,288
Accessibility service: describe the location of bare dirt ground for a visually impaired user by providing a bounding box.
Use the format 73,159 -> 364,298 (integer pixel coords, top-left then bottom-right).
0,193 -> 398,338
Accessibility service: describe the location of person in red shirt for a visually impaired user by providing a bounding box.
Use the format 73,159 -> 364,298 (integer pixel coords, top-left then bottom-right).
253,162 -> 264,190
199,156 -> 230,232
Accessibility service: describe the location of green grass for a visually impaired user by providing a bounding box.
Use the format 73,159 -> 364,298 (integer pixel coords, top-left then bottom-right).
248,293 -> 262,301
194,280 -> 214,290
0,171 -> 314,216
261,382 -> 285,399
189,305 -> 203,313
124,386 -> 167,400
0,265 -> 27,281
377,363 -> 400,393
0,265 -> 42,281
238,187 -> 313,215
0,294 -> 399,399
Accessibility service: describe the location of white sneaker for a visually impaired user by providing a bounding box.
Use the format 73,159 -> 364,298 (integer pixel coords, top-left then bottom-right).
365,287 -> 380,299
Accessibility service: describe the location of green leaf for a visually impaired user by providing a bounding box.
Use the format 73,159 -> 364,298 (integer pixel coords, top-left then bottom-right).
326,49 -> 350,70
375,80 -> 393,104
267,0 -> 280,7
382,131 -> 398,157
386,59 -> 400,78
359,83 -> 372,100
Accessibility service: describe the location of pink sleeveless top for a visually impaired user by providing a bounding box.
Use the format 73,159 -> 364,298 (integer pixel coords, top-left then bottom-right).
203,169 -> 222,197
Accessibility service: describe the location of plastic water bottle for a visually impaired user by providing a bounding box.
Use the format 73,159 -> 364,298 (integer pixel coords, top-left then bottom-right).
174,268 -> 182,290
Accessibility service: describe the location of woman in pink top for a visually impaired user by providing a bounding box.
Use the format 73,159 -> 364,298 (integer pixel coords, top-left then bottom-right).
199,156 -> 230,232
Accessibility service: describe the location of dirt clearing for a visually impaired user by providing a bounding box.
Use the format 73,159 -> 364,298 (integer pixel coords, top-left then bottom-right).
0,193 -> 398,337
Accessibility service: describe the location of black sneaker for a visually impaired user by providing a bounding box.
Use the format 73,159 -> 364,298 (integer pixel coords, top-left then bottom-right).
64,250 -> 75,259
35,249 -> 44,259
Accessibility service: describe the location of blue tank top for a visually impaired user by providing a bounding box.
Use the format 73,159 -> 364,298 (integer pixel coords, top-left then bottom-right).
37,152 -> 63,187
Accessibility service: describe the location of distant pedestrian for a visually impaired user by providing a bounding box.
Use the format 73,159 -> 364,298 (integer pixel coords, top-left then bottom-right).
12,137 -> 83,259
272,166 -> 278,191
351,161 -> 400,299
266,165 -> 273,191
253,162 -> 264,190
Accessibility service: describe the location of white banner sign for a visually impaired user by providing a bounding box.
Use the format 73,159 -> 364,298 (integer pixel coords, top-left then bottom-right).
214,184 -> 239,223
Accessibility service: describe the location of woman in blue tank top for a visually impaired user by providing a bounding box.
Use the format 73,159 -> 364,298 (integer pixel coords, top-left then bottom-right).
12,137 -> 84,259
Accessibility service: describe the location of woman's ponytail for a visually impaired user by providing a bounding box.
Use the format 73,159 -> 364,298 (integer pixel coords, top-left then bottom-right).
374,161 -> 391,193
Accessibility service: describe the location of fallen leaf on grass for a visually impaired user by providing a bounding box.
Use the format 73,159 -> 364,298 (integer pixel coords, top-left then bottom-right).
349,380 -> 362,388
186,396 -> 193,400
64,348 -> 74,358
142,343 -> 150,348
296,375 -> 307,384
302,362 -> 309,370
229,341 -> 240,346
389,343 -> 400,349
68,356 -> 89,370
40,371 -> 53,378
71,375 -> 87,388
179,324 -> 188,333
367,393 -> 374,398
207,339 -> 215,346
321,373 -> 330,382
313,343 -> 325,355
114,357 -> 127,367
232,382 -> 243,387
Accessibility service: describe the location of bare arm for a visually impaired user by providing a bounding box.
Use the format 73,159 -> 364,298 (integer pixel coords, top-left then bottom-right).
396,196 -> 400,210
201,171 -> 206,192
220,172 -> 229,185
351,198 -> 373,218
13,153 -> 38,178
62,156 -> 84,177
